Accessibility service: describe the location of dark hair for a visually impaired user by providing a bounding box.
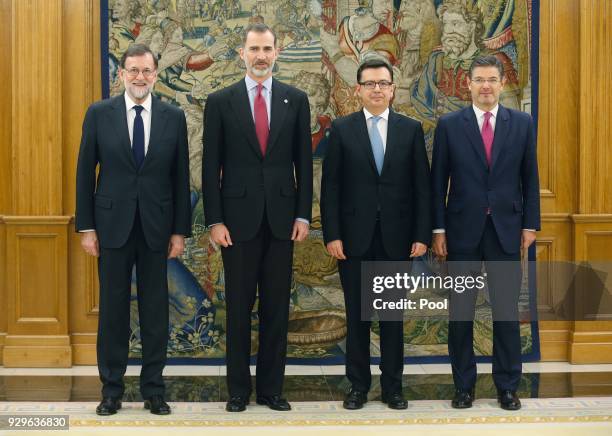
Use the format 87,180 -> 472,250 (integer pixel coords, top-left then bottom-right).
469,55 -> 504,79
242,23 -> 277,47
356,58 -> 394,83
120,44 -> 158,69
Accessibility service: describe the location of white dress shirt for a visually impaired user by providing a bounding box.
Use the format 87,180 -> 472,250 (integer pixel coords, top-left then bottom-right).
125,92 -> 152,154
472,103 -> 498,133
363,107 -> 389,151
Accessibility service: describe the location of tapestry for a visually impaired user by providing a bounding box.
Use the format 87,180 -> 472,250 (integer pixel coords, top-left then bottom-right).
101,0 -> 540,363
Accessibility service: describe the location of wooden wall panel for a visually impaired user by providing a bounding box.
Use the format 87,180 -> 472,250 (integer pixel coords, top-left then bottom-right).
2,0 -> 72,367
11,0 -> 63,215
579,0 -> 612,214
536,0 -> 580,360
537,0 -> 579,212
0,0 -> 12,365
62,0 -> 101,365
3,217 -> 71,367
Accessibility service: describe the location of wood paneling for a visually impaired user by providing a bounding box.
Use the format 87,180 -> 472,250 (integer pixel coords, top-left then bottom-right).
3,217 -> 71,367
579,0 -> 612,214
0,0 -> 12,366
61,0 -> 101,364
537,0 -> 579,211
11,0 -> 63,215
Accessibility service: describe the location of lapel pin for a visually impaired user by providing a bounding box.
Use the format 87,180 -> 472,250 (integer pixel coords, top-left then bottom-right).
284,99 -> 288,104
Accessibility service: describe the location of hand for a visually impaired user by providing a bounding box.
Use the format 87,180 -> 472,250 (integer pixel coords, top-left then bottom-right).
326,240 -> 346,260
167,234 -> 185,259
521,229 -> 536,250
410,242 -> 428,258
210,224 -> 232,248
291,220 -> 309,242
432,233 -> 447,259
80,231 -> 99,257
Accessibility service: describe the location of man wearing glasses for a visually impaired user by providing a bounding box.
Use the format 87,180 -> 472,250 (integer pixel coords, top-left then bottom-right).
321,58 -> 431,410
431,56 -> 540,411
75,44 -> 191,416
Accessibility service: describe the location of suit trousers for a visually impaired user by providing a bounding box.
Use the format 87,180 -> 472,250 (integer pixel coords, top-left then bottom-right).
221,212 -> 294,397
338,221 -> 404,394
97,209 -> 169,399
447,216 -> 522,392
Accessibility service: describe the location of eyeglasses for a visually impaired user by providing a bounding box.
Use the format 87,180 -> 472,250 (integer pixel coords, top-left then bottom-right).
470,78 -> 500,85
359,80 -> 394,90
124,68 -> 156,79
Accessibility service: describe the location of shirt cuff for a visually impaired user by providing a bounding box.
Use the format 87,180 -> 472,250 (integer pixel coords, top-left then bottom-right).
208,222 -> 223,229
432,229 -> 445,234
523,229 -> 536,232
79,229 -> 95,232
295,218 -> 309,225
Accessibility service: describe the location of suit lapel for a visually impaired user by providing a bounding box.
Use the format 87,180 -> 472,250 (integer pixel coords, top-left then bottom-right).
109,94 -> 136,170
143,96 -> 168,170
350,111 -> 378,176
266,79 -> 289,156
229,79 -> 263,159
490,105 -> 510,170
381,110 -> 400,175
462,106 -> 489,170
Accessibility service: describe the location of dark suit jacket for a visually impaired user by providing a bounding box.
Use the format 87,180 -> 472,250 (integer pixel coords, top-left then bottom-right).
321,109 -> 432,259
75,94 -> 192,250
431,105 -> 540,254
202,78 -> 312,242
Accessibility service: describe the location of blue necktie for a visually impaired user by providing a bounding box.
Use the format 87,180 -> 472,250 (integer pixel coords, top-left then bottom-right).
369,116 -> 384,175
132,105 -> 145,169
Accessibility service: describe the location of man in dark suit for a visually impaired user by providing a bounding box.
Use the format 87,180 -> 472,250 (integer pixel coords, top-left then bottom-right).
202,23 -> 312,412
321,58 -> 432,410
76,44 -> 191,416
431,55 -> 540,411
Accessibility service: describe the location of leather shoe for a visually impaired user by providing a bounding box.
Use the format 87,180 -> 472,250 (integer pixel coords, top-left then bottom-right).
226,395 -> 250,412
96,397 -> 122,416
381,392 -> 408,410
343,388 -> 368,410
498,390 -> 521,410
451,389 -> 474,409
256,395 -> 291,411
144,395 -> 171,415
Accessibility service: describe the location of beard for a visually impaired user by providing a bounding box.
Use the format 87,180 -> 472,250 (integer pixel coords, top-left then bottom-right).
441,33 -> 471,57
248,59 -> 275,78
126,83 -> 152,101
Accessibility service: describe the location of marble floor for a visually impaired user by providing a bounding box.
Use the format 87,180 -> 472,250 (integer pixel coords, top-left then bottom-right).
0,362 -> 611,402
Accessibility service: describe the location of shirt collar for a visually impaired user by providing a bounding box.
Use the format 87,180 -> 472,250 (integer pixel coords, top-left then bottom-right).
363,107 -> 390,121
245,75 -> 273,93
472,103 -> 498,120
124,92 -> 152,113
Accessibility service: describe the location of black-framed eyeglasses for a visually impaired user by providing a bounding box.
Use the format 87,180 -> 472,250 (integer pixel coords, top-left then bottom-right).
359,80 -> 394,90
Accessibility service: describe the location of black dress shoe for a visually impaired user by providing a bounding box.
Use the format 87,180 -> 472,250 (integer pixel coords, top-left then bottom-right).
381,392 -> 408,410
96,397 -> 122,416
226,395 -> 250,412
498,390 -> 521,410
144,395 -> 171,415
256,395 -> 291,411
451,389 -> 474,409
343,389 -> 368,410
